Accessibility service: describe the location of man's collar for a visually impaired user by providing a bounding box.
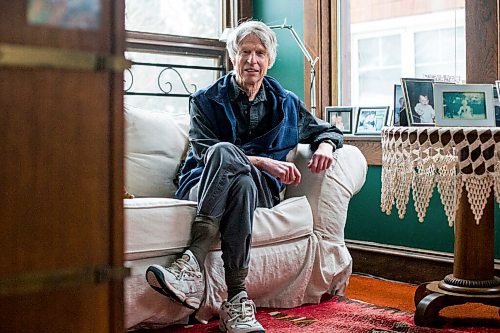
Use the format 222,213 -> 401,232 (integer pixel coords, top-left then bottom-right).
229,74 -> 267,103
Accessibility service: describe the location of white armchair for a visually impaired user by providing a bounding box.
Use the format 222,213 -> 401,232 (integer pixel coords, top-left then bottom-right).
123,106 -> 367,330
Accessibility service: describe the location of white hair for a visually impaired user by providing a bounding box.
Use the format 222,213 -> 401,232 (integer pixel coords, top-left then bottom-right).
226,20 -> 277,68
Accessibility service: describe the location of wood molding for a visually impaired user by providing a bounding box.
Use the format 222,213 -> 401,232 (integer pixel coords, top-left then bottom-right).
304,0 -> 332,119
330,0 -> 338,107
319,0 -> 332,118
238,0 -> 253,22
344,136 -> 382,166
347,240 -> 500,285
465,0 -> 498,83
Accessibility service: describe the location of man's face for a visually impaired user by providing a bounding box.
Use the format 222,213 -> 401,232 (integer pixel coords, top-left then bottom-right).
233,34 -> 270,88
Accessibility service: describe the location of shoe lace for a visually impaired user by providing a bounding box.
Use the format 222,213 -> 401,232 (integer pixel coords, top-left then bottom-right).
226,299 -> 257,324
167,257 -> 202,280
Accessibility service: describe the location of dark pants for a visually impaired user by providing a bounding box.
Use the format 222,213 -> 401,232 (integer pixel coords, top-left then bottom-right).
183,142 -> 276,271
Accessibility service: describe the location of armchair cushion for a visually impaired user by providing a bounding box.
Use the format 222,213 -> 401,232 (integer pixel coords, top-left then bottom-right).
124,196 -> 313,261
124,105 -> 189,198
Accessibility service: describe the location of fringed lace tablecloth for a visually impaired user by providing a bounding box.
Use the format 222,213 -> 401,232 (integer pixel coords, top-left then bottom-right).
380,126 -> 500,226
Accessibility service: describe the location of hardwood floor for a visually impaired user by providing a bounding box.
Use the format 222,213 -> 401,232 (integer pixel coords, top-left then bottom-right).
346,273 -> 500,322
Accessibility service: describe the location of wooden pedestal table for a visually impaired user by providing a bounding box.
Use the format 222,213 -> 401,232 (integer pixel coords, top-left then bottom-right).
380,127 -> 500,327
413,187 -> 500,326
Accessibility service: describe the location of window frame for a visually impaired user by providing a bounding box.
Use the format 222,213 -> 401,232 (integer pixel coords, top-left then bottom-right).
303,0 -> 494,116
124,0 -> 245,81
337,4 -> 466,107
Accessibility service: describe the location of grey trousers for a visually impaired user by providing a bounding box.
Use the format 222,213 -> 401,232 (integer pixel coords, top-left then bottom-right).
184,142 -> 276,270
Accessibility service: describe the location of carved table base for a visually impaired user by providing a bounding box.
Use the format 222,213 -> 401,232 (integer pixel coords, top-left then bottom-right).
381,128 -> 500,327
414,279 -> 500,327
413,187 -> 500,327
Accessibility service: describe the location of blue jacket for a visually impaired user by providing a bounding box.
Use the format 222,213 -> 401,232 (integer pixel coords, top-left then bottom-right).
175,74 -> 303,200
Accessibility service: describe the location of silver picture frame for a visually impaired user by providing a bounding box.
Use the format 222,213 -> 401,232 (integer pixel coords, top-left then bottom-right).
433,83 -> 495,127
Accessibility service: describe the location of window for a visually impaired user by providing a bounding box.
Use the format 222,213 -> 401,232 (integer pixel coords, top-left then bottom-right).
124,51 -> 222,116
354,34 -> 402,106
414,26 -> 465,78
124,0 -> 229,115
125,0 -> 223,38
340,0 -> 466,108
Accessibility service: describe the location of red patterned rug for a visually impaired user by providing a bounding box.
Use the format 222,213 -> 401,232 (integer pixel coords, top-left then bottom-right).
163,296 -> 499,333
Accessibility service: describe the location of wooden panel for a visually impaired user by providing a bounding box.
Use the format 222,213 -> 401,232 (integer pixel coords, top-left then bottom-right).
303,0 -> 333,119
303,0 -> 319,116
304,0 -> 335,119
110,1 -> 126,332
348,239 -> 500,285
465,0 -> 498,83
0,69 -> 110,273
0,286 -> 110,333
0,1 -> 124,332
344,136 -> 382,166
238,0 -> 253,22
330,0 -> 339,107
319,0 -> 332,118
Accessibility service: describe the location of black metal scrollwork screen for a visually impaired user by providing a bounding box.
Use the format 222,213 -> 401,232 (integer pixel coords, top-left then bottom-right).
125,62 -> 226,98
124,50 -> 226,116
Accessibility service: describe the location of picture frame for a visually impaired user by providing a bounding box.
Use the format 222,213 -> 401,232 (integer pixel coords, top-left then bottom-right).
433,83 -> 495,127
393,84 -> 407,126
326,106 -> 353,134
354,106 -> 390,135
401,78 -> 436,126
494,84 -> 500,126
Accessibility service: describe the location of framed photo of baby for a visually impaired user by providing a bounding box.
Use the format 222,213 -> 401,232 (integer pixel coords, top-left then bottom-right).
433,83 -> 495,127
326,106 -> 353,134
401,78 -> 436,126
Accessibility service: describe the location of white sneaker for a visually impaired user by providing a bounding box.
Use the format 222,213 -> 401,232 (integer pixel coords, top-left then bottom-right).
145,250 -> 204,310
219,291 -> 265,333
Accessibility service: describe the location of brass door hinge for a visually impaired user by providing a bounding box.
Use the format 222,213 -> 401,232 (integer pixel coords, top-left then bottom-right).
0,43 -> 131,72
0,265 -> 130,296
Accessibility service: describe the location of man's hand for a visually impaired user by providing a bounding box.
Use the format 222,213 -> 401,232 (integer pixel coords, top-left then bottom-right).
307,141 -> 335,173
248,156 -> 301,186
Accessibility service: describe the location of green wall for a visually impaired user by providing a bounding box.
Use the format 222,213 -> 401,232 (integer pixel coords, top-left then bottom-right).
348,167 -> 500,259
253,2 -> 500,260
253,0 -> 304,100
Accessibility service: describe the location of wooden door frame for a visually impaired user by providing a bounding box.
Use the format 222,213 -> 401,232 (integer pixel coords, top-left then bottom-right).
304,0 -> 334,119
302,0 -> 500,116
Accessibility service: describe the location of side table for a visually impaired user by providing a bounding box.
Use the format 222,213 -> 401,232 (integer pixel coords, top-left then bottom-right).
381,127 -> 500,327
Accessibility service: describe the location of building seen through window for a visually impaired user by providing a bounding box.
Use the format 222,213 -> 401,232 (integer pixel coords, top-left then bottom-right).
341,0 -> 466,108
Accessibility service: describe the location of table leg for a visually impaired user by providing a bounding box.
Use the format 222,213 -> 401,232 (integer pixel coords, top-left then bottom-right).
414,186 -> 500,327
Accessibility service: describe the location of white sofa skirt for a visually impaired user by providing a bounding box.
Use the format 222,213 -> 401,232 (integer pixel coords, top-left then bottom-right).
123,195 -> 350,330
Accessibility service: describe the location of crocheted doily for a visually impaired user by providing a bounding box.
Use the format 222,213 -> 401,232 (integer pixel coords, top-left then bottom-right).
381,127 -> 500,226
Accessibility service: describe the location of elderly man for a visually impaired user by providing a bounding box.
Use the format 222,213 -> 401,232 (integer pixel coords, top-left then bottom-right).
145,20 -> 343,333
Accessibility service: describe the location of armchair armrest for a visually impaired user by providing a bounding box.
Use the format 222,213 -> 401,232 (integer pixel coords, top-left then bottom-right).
285,144 -> 367,241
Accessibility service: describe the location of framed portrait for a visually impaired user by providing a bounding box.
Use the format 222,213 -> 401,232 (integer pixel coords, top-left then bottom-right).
401,78 -> 436,126
393,84 -> 407,126
354,106 -> 390,135
326,106 -> 353,134
433,83 -> 495,127
494,84 -> 500,126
